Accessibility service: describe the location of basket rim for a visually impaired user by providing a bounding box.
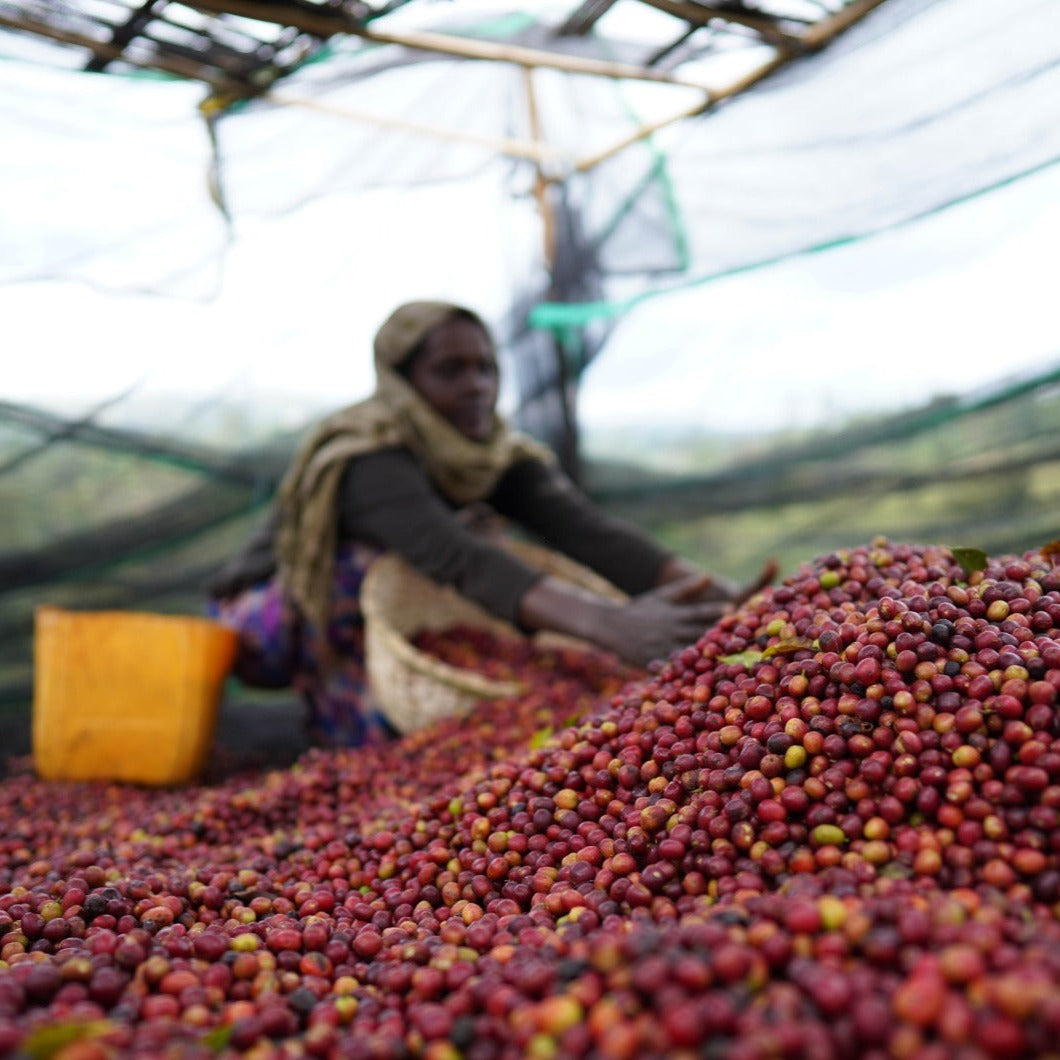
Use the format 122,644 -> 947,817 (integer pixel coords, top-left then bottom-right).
361,536 -> 628,731
368,616 -> 525,699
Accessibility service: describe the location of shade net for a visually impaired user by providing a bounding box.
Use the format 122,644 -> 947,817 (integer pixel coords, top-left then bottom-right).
2,0 -> 1059,705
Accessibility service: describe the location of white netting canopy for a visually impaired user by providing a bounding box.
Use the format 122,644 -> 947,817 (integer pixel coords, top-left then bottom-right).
4,0 -> 1057,435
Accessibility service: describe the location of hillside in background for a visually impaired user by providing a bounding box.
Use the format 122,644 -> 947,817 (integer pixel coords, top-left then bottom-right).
3,358 -> 1058,723
584,364 -> 1060,580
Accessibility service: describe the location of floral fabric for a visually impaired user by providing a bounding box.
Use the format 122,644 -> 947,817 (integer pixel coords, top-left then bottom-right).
209,541 -> 397,748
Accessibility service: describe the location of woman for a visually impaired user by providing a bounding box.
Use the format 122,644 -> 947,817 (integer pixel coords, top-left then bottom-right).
209,300 -> 771,746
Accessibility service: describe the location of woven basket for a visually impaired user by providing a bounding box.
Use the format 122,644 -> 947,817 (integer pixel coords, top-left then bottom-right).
361,539 -> 626,734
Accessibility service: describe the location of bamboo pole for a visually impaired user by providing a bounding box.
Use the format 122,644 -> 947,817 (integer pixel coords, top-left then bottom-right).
522,67 -> 558,269
522,67 -> 583,479
182,0 -> 714,90
264,91 -> 565,165
12,0 -> 893,179
573,88 -> 716,173
350,24 -> 713,90
573,0 -> 889,174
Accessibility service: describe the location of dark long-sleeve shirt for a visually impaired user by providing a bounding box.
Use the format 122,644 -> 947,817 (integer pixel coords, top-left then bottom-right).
339,448 -> 670,623
209,446 -> 672,621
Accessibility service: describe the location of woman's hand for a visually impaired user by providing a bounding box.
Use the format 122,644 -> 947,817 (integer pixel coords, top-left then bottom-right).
655,556 -> 778,609
592,574 -> 737,667
517,559 -> 778,669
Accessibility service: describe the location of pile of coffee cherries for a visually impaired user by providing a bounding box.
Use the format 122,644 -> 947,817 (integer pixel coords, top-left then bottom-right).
411,623 -> 642,692
1,539 -> 1057,1058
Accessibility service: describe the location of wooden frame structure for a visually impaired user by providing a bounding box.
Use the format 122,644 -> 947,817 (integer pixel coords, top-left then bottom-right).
0,0 -> 890,478
0,1 -> 886,109
0,0 -> 889,209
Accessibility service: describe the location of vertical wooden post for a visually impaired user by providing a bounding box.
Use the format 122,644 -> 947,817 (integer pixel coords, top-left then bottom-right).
524,67 -> 582,481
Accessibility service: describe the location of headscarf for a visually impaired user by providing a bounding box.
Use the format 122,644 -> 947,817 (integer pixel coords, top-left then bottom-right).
275,300 -> 553,629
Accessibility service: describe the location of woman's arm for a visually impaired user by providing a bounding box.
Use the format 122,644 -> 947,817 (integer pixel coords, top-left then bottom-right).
341,450 -> 775,667
489,460 -> 673,596
338,449 -> 545,623
495,460 -> 777,643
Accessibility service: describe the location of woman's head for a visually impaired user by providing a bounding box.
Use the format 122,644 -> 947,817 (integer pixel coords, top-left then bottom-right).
375,301 -> 499,443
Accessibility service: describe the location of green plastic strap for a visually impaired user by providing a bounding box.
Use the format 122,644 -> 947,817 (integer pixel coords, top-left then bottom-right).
529,153 -> 1060,345
587,81 -> 690,276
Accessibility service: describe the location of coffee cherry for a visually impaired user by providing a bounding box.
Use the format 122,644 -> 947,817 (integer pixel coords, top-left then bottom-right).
1,540 -> 1058,1056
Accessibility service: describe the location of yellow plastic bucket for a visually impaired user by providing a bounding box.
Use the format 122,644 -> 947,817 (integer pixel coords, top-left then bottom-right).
32,607 -> 239,786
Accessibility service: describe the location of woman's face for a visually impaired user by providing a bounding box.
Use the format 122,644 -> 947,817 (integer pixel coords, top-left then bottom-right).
406,316 -> 499,442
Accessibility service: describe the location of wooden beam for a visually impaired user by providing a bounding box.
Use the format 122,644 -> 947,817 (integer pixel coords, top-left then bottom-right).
138,29 -> 264,77
573,86 -> 717,173
574,0 -> 891,172
573,40 -> 794,174
183,0 -> 715,89
264,91 -> 565,164
800,0 -> 890,48
0,10 -> 239,90
181,0 -> 357,37
646,25 -> 698,68
522,67 -> 558,267
558,0 -> 621,36
350,23 -> 714,89
84,0 -> 162,73
635,0 -> 806,48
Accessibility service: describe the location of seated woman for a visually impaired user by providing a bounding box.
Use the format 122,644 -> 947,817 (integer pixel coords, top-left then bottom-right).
208,300 -> 771,747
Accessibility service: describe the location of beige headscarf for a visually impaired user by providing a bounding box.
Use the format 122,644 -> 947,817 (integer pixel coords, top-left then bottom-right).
275,300 -> 553,629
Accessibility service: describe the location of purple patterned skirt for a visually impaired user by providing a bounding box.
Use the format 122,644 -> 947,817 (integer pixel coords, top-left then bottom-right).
209,542 -> 397,748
